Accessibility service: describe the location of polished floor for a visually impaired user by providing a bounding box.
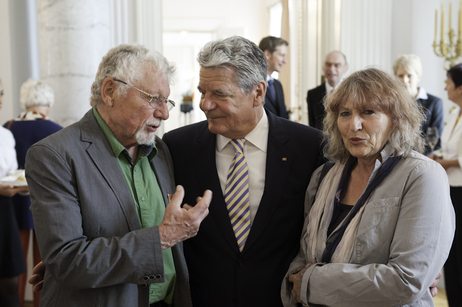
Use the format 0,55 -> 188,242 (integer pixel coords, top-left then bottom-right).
23,289 -> 450,307
434,288 -> 449,307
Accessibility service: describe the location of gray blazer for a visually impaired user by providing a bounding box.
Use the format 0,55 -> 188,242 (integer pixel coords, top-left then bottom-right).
26,109 -> 191,307
281,151 -> 455,307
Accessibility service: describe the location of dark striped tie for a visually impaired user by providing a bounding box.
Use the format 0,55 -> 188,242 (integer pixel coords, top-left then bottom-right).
224,138 -> 251,252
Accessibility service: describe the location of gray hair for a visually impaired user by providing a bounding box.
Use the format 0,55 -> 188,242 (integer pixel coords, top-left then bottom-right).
323,68 -> 425,162
392,54 -> 423,77
20,78 -> 54,109
197,36 -> 268,94
90,44 -> 176,107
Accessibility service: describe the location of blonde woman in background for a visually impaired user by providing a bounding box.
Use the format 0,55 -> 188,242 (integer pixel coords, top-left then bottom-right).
393,54 -> 444,155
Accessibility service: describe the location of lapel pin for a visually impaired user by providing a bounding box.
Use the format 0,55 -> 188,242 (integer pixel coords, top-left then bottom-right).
282,157 -> 287,161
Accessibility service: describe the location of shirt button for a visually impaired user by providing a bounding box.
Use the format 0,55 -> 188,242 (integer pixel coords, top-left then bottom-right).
141,197 -> 145,201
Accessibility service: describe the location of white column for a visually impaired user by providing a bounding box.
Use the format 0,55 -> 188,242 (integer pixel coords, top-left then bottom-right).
298,0 -> 342,125
340,0 -> 392,75
37,0 -> 111,127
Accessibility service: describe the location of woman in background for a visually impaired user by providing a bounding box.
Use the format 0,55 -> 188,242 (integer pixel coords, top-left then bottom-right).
393,54 -> 444,155
429,63 -> 462,307
3,79 -> 62,307
0,78 -> 27,307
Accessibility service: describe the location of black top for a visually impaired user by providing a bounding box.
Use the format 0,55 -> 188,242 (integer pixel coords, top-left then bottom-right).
327,203 -> 352,237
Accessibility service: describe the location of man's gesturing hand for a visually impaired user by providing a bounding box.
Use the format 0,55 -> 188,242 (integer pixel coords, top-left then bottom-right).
159,185 -> 212,249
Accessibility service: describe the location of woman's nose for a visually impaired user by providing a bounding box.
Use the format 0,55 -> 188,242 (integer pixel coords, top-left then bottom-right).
350,116 -> 362,131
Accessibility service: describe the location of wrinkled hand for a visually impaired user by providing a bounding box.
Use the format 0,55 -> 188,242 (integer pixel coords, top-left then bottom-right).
159,185 -> 212,249
28,261 -> 46,293
430,270 -> 442,297
288,263 -> 312,303
0,184 -> 28,197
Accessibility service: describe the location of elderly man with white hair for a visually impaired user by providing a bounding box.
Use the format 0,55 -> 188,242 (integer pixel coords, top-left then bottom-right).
24,45 -> 212,307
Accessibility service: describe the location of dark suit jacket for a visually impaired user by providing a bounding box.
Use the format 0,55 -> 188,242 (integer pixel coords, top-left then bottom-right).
26,109 -> 192,307
265,78 -> 289,119
307,83 -> 326,130
163,111 -> 324,307
418,93 -> 444,155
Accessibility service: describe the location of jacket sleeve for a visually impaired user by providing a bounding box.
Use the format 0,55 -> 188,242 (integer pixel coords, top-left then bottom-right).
307,90 -> 316,128
429,96 -> 444,151
299,160 -> 455,306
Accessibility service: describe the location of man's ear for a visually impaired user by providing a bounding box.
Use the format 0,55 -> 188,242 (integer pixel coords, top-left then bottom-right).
253,80 -> 266,107
264,50 -> 272,61
101,78 -> 116,107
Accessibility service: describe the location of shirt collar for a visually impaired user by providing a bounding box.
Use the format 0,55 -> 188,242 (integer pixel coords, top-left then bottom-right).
415,87 -> 428,100
266,74 -> 274,82
325,78 -> 343,93
216,111 -> 269,153
92,108 -> 157,161
17,111 -> 49,120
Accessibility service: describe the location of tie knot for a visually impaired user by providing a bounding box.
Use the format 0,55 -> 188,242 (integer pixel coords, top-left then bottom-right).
230,138 -> 245,154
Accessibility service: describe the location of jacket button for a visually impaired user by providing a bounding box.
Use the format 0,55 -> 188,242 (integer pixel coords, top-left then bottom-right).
149,275 -> 156,280
141,284 -> 148,288
155,274 -> 162,279
142,276 -> 150,281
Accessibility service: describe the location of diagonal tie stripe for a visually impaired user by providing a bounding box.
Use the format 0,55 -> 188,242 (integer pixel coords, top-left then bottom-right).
224,138 -> 251,252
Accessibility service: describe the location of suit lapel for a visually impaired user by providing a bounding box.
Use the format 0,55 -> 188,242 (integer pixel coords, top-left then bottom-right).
81,110 -> 141,231
243,112 -> 292,251
195,123 -> 242,254
151,137 -> 175,207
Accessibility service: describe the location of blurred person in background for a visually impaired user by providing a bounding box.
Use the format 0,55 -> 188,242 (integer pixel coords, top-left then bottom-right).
307,51 -> 349,131
0,78 -> 27,307
259,36 -> 290,119
429,63 -> 462,307
393,54 -> 444,155
3,79 -> 62,307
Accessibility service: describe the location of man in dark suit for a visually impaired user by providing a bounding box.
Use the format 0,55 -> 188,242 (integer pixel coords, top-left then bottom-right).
25,44 -> 211,307
307,51 -> 348,130
259,36 -> 290,119
163,36 -> 324,307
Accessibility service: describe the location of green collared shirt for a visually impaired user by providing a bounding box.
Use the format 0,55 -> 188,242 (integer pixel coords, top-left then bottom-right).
93,108 -> 176,304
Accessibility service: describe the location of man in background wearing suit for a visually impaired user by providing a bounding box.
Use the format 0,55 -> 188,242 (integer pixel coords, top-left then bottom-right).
259,36 -> 290,119
25,44 -> 211,307
163,36 -> 324,307
307,50 -> 348,130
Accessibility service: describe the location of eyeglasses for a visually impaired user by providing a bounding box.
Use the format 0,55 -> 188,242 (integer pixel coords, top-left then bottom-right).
113,78 -> 175,111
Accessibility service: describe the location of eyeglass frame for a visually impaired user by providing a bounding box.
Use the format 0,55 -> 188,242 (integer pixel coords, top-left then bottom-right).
113,78 -> 175,111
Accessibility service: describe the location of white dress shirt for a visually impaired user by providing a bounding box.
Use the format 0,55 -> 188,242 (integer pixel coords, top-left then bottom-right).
0,126 -> 17,178
216,112 -> 268,224
325,78 -> 344,99
441,106 -> 462,187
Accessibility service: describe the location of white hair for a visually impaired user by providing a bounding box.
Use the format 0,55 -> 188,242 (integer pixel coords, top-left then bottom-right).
392,54 -> 423,77
20,78 -> 54,109
197,36 -> 268,94
90,44 -> 176,107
